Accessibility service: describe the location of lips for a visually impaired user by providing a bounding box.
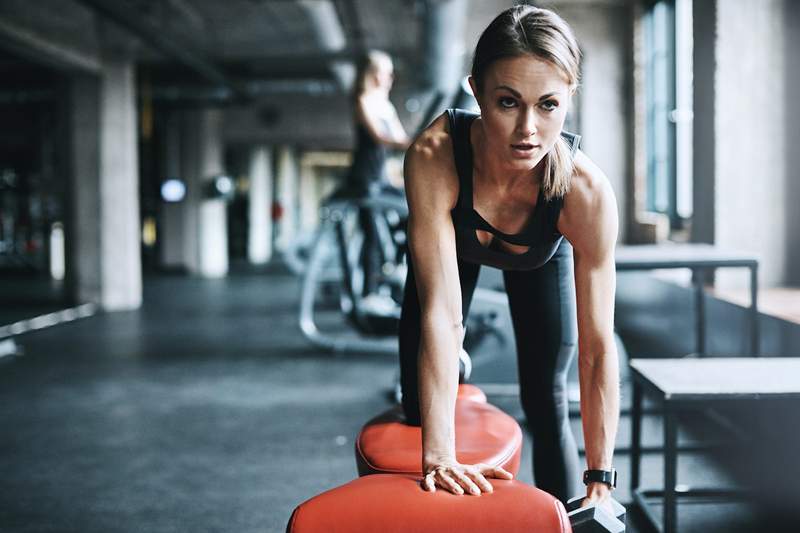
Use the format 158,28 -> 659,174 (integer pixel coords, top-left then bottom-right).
510,143 -> 539,156
512,143 -> 535,149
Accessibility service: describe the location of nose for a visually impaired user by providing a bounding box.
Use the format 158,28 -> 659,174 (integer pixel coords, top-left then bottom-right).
517,107 -> 537,137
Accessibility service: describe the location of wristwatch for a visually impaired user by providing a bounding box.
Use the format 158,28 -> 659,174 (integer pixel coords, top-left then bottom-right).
583,468 -> 617,489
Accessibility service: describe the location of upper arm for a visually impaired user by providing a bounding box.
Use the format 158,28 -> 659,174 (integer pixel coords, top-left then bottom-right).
559,152 -> 619,360
403,114 -> 462,325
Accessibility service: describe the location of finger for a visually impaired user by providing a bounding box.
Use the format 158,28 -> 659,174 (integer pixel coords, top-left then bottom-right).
422,474 -> 436,492
451,469 -> 482,495
481,465 -> 514,479
434,470 -> 464,495
464,468 -> 494,493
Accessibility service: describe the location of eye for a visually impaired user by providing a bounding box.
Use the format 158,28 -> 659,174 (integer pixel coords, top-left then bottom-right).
498,96 -> 517,109
540,99 -> 559,112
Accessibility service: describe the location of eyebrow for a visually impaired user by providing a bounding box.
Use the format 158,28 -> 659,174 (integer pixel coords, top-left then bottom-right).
493,85 -> 560,100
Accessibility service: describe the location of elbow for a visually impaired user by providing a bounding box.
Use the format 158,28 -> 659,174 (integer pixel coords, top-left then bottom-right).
421,307 -> 464,340
578,340 -> 618,371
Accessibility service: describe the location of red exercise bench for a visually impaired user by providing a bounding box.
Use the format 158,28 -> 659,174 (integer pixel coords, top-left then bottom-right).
355,384 -> 522,477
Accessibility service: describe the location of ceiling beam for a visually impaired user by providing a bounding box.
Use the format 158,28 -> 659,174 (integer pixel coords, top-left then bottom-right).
0,17 -> 102,73
74,0 -> 250,100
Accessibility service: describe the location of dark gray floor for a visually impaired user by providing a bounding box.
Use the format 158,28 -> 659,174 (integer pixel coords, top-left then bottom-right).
0,268 -> 775,532
0,276 -> 69,325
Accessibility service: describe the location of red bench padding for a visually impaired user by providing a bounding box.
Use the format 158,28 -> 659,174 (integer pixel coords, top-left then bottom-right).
355,392 -> 522,477
287,474 -> 572,533
456,383 -> 488,403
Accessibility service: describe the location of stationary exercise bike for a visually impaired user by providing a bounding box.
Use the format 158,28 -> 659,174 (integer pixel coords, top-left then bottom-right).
297,79 -> 505,359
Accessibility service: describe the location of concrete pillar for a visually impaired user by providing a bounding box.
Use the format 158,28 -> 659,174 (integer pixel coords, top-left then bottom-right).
274,145 -> 299,254
159,111 -> 186,269
180,110 -> 201,273
66,59 -> 141,311
67,75 -> 102,305
715,0 -> 787,288
180,109 -> 229,277
99,59 -> 142,309
197,110 -> 228,277
298,161 -> 318,233
247,146 -> 273,264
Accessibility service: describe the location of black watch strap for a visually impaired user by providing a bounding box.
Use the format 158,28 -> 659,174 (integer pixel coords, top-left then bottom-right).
583,468 -> 617,489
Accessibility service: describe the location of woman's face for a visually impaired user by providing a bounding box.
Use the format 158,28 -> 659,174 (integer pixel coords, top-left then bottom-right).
372,58 -> 395,93
470,55 -> 572,173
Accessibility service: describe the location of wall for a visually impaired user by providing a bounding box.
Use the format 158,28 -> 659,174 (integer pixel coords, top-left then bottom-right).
547,1 -> 632,243
714,0 -> 788,288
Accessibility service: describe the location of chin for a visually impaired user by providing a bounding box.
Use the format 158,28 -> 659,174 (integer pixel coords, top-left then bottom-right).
505,153 -> 542,170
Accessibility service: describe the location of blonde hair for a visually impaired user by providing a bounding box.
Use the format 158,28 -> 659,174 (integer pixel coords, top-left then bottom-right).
353,49 -> 392,100
471,5 -> 582,200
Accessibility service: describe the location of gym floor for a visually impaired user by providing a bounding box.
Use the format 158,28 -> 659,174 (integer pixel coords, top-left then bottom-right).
0,266 -> 765,532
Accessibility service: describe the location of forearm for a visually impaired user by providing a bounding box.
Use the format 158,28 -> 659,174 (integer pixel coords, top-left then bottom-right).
418,317 -> 462,464
578,348 -> 620,471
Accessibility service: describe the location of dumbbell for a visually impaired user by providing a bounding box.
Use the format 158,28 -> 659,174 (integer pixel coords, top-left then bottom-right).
565,495 -> 626,533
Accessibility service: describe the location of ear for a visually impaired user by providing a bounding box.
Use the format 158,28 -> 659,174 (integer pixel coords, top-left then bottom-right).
467,76 -> 479,99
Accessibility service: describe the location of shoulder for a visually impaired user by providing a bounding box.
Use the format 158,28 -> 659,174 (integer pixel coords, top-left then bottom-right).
407,112 -> 451,160
559,150 -> 618,253
566,151 -> 616,211
404,113 -> 459,212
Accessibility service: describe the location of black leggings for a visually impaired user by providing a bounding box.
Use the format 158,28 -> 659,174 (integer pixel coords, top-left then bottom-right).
398,240 -> 581,502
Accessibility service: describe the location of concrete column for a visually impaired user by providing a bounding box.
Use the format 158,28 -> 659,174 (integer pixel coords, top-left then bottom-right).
247,146 -> 272,265
67,75 -> 102,305
159,111 -> 186,269
98,59 -> 142,309
66,60 -> 141,310
274,145 -> 299,254
197,110 -> 228,277
298,161 -> 318,233
180,109 -> 229,277
180,110 -> 201,273
715,0 -> 787,288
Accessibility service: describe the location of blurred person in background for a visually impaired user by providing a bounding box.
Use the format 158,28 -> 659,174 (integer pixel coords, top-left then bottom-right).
344,50 -> 410,299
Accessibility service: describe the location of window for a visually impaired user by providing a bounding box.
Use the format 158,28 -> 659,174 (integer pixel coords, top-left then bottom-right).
644,0 -> 693,229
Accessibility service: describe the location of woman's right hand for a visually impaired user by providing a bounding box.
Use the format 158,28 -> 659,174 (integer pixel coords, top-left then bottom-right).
422,457 -> 514,495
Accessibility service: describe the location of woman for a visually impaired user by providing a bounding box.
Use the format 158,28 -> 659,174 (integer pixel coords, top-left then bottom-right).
399,5 -> 620,509
345,50 -> 410,297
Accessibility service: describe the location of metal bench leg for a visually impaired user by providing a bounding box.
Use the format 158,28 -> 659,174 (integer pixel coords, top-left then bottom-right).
664,408 -> 678,533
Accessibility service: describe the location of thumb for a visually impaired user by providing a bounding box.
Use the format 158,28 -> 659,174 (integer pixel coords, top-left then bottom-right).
482,465 -> 513,479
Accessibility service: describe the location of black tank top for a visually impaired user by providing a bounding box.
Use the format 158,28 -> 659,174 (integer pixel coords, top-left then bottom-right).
447,109 -> 581,271
347,121 -> 388,190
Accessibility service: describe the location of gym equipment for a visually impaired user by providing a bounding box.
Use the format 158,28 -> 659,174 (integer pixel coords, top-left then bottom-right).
287,474 -> 572,533
287,474 -> 628,532
298,193 -> 409,354
566,495 -> 626,533
296,77 -> 498,356
355,384 -> 521,477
